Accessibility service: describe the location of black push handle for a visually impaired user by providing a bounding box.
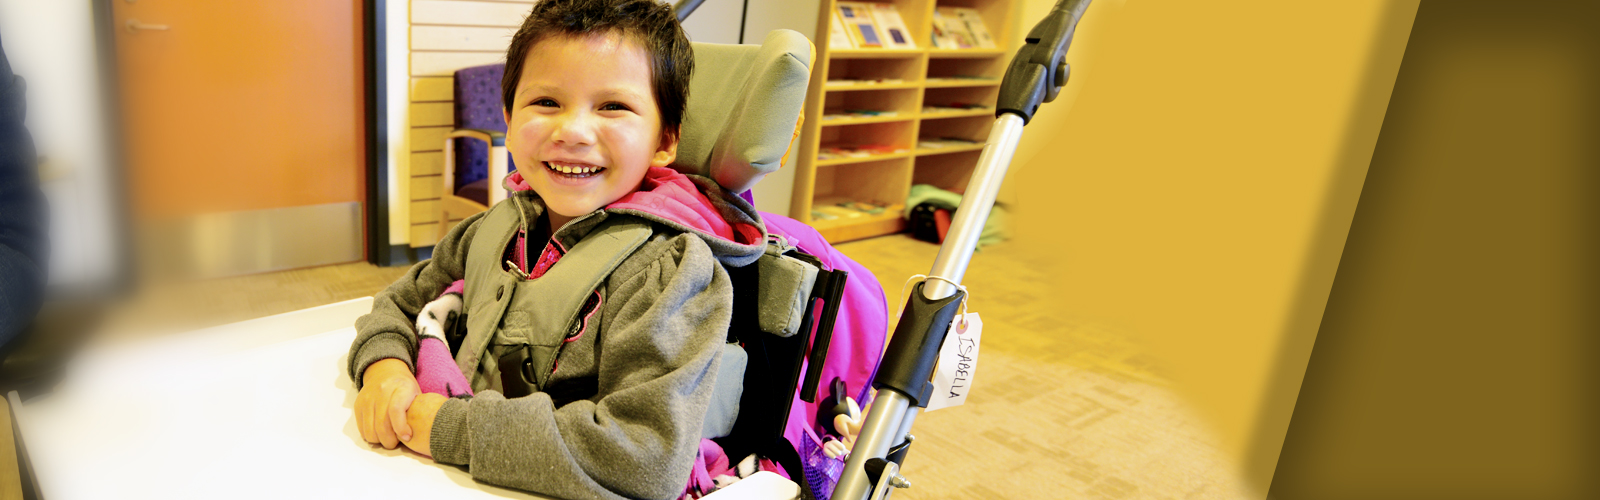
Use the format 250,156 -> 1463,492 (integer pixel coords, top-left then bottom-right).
672,0 -> 706,22
996,0 -> 1094,124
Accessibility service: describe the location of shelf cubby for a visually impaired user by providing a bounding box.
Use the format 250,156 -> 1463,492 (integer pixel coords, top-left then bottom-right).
810,156 -> 913,241
913,149 -> 982,190
819,120 -> 916,151
824,87 -> 922,116
927,56 -> 1005,80
814,157 -> 912,204
825,57 -> 925,85
916,114 -> 993,143
923,85 -> 1001,110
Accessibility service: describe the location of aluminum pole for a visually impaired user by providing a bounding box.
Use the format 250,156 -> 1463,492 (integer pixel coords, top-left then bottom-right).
920,113 -> 1026,301
832,113 -> 1029,499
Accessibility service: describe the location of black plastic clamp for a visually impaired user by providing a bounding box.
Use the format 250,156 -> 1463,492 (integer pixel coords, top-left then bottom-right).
996,0 -> 1094,124
872,281 -> 966,408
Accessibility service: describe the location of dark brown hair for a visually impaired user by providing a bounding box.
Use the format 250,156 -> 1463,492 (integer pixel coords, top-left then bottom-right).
501,0 -> 693,140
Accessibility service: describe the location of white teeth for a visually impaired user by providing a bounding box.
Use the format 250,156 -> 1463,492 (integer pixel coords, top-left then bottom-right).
548,162 -> 602,175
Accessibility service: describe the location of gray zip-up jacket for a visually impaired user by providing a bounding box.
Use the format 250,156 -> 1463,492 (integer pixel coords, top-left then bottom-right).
348,169 -> 766,500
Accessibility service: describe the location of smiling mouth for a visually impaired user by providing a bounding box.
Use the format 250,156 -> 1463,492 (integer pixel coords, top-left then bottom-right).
544,161 -> 606,178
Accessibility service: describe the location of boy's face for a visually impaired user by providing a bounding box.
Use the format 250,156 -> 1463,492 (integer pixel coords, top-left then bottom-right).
504,33 -> 677,223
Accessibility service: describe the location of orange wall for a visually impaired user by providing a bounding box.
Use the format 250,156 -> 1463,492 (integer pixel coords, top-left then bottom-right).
118,0 -> 365,217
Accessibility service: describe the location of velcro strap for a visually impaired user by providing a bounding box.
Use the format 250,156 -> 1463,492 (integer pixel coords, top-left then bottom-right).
755,235 -> 819,337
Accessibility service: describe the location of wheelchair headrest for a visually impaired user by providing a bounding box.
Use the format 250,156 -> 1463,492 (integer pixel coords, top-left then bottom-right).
673,30 -> 815,194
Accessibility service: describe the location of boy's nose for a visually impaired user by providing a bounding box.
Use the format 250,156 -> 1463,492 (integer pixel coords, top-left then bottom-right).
551,112 -> 597,147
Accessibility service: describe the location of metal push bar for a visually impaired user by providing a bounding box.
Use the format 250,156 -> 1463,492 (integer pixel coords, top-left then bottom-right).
671,0 -> 707,22
830,1 -> 1095,498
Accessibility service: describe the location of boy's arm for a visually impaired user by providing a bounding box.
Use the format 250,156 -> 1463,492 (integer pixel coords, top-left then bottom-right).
347,211 -> 487,386
428,235 -> 731,500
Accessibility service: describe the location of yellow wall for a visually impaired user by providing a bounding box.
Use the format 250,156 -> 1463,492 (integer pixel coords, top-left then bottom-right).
1008,0 -> 1417,496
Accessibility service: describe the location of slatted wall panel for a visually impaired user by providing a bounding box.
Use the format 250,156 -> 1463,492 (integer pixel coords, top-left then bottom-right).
407,0 -> 532,246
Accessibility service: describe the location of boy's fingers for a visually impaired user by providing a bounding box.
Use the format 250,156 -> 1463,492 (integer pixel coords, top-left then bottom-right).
356,390 -> 380,444
388,385 -> 416,442
375,406 -> 399,449
357,401 -> 376,443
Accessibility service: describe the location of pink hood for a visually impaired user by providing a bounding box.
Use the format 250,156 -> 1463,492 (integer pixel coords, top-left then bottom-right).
505,167 -> 764,246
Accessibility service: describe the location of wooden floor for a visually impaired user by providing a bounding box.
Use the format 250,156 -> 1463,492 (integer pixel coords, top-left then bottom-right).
835,235 -> 1247,500
3,234 -> 1247,499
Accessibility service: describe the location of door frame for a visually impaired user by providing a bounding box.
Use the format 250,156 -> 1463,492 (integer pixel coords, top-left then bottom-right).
93,0 -> 135,293
364,0 -> 396,266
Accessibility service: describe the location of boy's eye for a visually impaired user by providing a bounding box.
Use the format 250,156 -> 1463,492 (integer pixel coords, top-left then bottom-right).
532,98 -> 558,108
600,102 -> 632,112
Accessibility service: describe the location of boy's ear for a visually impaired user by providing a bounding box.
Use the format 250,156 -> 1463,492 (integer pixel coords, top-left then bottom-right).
650,130 -> 679,168
503,108 -> 511,128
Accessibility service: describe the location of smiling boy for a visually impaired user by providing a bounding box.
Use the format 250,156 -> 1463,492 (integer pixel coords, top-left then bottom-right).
516,33 -> 677,231
346,1 -> 769,498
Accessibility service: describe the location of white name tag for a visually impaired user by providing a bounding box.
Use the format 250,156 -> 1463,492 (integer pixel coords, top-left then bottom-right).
926,313 -> 982,412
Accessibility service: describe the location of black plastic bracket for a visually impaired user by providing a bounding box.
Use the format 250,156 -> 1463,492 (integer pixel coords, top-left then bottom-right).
996,0 -> 1093,124
885,436 -> 912,466
799,268 -> 849,403
872,282 -> 966,408
498,346 -> 536,399
864,457 -> 890,487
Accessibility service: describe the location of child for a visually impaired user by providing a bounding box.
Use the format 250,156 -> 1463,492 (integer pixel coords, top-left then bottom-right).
346,1 -> 768,498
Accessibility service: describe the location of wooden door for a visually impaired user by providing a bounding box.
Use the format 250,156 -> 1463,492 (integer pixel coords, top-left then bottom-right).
113,0 -> 364,219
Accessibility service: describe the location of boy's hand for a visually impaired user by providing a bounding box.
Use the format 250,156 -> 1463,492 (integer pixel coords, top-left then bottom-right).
356,358 -> 420,449
401,392 -> 448,457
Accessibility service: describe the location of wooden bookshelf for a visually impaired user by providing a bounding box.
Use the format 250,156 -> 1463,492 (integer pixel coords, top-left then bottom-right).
792,0 -> 1017,243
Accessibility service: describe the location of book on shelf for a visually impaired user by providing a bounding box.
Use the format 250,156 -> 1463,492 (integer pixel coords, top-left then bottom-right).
811,205 -> 866,221
824,78 -> 905,86
922,104 -> 992,115
917,137 -> 984,150
868,3 -> 917,49
828,9 -> 856,49
817,144 -> 910,160
926,76 -> 995,83
836,2 -> 884,49
933,7 -> 993,49
929,8 -> 961,48
822,109 -> 900,121
952,8 -> 998,49
811,201 -> 905,222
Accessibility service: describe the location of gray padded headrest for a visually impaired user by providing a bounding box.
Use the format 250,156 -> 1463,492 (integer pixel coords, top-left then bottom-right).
673,29 -> 814,193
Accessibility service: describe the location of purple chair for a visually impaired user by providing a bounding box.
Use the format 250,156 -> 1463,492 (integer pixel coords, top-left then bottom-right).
438,64 -> 512,239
